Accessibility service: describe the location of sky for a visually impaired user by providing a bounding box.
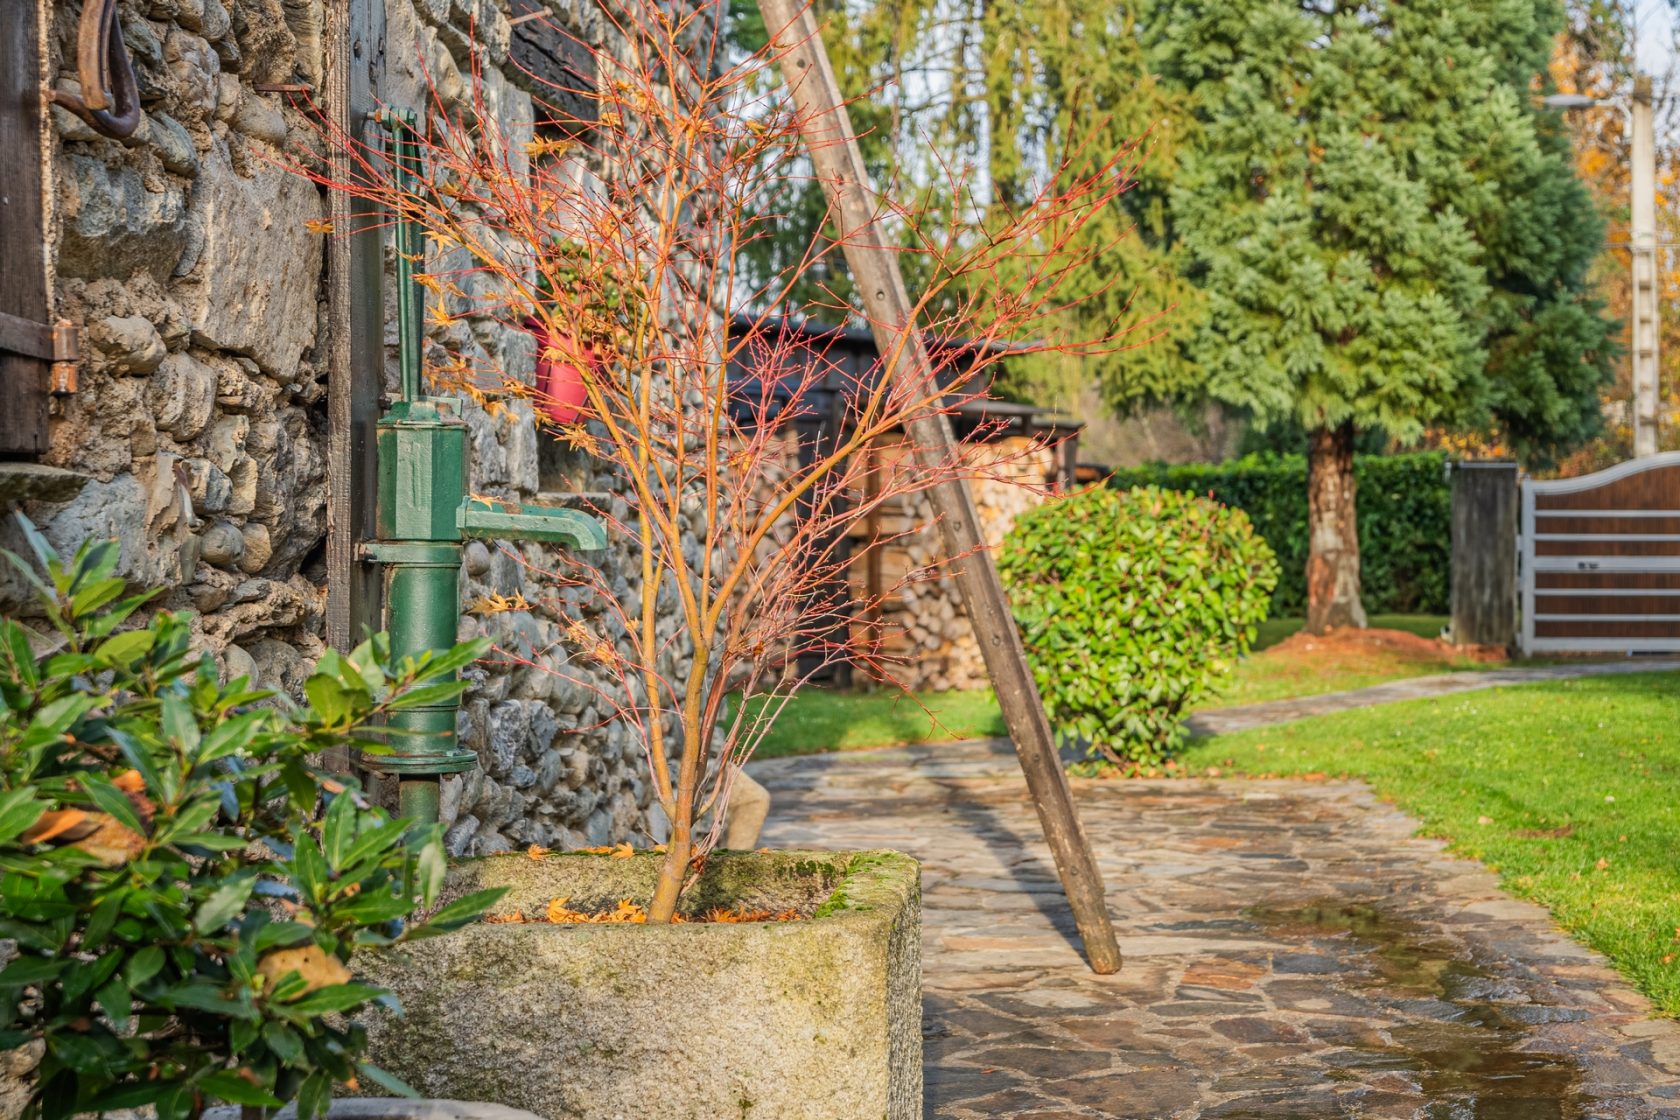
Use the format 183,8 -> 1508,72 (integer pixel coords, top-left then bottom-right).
1637,0 -> 1677,75
1637,0 -> 1678,138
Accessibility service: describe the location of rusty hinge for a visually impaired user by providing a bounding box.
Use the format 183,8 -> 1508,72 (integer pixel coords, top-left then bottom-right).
0,311 -> 80,395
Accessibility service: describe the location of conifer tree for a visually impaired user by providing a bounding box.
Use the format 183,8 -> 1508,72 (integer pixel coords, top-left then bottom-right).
1141,0 -> 1613,631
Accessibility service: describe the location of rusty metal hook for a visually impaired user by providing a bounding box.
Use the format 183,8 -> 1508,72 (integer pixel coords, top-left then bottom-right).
51,0 -> 142,140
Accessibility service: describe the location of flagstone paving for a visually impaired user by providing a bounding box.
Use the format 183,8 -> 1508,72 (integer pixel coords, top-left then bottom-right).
751,738 -> 1680,1119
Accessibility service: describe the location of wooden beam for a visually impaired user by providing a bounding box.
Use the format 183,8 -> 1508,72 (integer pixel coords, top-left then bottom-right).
1,2 -> 50,459
323,0 -> 386,770
757,0 -> 1122,974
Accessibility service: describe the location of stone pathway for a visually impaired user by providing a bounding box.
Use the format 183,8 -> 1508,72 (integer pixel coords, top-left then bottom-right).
752,739 -> 1680,1119
1187,656 -> 1680,736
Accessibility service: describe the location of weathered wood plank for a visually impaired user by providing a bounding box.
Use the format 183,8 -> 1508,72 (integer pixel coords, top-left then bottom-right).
1,4 -> 50,458
1450,462 -> 1518,649
756,0 -> 1122,974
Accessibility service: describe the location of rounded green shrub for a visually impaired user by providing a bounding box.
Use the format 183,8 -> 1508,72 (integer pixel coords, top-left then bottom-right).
998,485 -> 1279,766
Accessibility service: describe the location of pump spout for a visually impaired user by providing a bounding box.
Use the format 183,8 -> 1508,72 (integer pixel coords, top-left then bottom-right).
457,497 -> 609,550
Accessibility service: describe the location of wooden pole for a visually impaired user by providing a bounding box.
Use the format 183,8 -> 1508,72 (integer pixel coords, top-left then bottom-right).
756,0 -> 1122,974
323,0 -> 386,773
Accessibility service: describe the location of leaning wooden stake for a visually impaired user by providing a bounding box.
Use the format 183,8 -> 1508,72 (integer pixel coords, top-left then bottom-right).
758,0 -> 1123,975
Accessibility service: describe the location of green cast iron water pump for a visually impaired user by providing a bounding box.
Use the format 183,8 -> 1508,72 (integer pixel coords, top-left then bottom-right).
363,111 -> 606,825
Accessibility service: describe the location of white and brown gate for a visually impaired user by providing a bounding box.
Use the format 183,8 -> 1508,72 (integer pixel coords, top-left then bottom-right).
1521,452 -> 1680,655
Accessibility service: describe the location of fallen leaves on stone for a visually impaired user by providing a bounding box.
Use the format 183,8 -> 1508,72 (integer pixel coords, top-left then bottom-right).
483,897 -> 803,925
517,842 -> 668,860
574,842 -> 637,858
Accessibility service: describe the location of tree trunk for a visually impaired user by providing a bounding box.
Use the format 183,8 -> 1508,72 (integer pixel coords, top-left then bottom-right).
648,825 -> 689,923
1305,422 -> 1367,634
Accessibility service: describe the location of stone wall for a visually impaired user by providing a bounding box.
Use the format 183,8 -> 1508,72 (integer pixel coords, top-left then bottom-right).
3,0 -> 670,854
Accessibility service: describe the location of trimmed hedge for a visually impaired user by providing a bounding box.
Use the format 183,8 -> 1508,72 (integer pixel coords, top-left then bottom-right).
999,486 -> 1278,765
1105,451 -> 1451,616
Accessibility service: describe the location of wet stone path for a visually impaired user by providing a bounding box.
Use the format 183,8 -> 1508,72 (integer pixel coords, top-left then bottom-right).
751,739 -> 1680,1119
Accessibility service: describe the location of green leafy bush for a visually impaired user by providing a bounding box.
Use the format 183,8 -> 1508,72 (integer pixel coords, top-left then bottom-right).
1105,452 -> 1450,616
999,486 -> 1278,765
0,520 -> 503,1120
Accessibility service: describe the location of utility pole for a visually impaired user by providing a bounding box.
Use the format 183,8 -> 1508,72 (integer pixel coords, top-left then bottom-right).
1631,75 -> 1660,457
1545,79 -> 1663,457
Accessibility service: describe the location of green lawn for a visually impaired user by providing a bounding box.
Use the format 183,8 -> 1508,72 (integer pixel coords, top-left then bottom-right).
1177,671 -> 1680,1014
746,687 -> 1007,758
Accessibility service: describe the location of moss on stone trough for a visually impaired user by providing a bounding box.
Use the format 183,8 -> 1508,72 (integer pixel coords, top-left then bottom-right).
361,849 -> 921,1120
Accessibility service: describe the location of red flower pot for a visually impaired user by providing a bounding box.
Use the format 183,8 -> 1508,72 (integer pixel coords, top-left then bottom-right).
523,315 -> 593,425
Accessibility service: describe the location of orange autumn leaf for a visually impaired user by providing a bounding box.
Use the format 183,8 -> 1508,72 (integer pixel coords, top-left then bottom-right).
468,592 -> 535,617
510,897 -> 805,925
611,898 -> 649,921
574,842 -> 635,859
21,808 -> 91,845
542,897 -> 648,923
697,907 -> 803,924
26,770 -> 152,848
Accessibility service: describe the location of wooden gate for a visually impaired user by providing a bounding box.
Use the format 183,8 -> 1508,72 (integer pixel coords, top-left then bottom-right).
1521,452 -> 1680,655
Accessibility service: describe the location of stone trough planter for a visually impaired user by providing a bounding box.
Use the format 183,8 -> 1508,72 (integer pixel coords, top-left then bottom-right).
361,849 -> 922,1120
204,1100 -> 543,1120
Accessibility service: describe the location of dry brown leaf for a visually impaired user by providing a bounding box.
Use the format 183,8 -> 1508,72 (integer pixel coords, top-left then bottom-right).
257,944 -> 352,993
71,815 -> 148,867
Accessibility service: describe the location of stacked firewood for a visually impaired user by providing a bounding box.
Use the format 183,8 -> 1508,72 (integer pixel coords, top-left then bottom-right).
852,436 -> 1058,692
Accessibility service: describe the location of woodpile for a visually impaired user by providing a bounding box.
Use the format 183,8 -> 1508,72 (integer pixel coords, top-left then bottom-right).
850,435 -> 1059,692
730,425 -> 1066,693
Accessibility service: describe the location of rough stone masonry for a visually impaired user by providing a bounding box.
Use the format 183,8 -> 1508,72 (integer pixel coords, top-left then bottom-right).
2,0 -> 685,855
